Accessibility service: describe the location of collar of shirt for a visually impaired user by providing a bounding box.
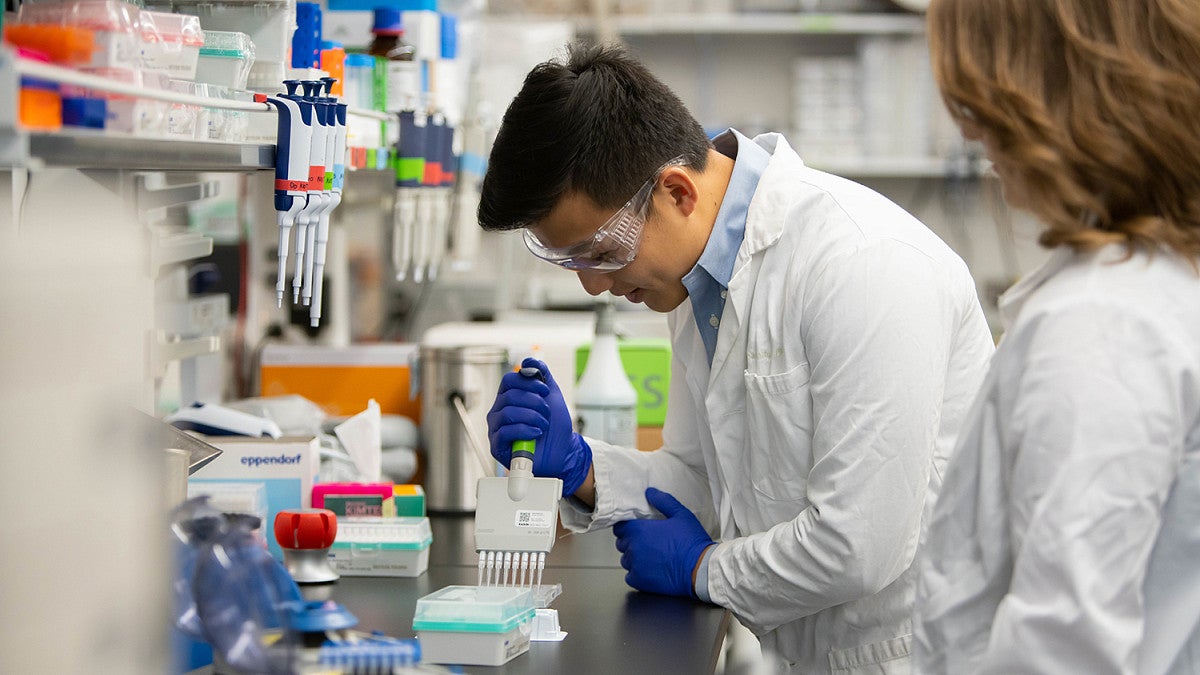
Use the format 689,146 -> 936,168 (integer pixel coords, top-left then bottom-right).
997,247 -> 1075,330
682,128 -> 771,365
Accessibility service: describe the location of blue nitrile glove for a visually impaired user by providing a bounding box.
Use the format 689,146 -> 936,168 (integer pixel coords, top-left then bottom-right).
487,357 -> 592,498
613,488 -> 716,598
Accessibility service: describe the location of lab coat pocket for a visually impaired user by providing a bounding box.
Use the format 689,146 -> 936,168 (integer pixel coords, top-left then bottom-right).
743,361 -> 813,506
828,634 -> 911,674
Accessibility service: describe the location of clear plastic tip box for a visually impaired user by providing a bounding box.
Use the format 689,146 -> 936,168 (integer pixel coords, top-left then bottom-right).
328,517 -> 431,577
413,586 -> 536,666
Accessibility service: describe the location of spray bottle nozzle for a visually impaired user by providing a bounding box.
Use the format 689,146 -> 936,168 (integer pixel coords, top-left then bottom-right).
283,79 -> 300,96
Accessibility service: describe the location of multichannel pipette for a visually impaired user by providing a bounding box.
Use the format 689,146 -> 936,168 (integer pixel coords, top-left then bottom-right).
262,84 -> 313,308
474,366 -> 562,593
309,77 -> 347,327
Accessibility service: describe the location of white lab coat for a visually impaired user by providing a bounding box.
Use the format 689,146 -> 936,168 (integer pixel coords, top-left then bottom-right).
914,245 -> 1200,674
561,134 -> 995,673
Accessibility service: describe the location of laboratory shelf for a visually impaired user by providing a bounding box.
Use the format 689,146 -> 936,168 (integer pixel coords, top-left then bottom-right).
577,12 -> 926,36
28,130 -> 275,171
806,155 -> 966,178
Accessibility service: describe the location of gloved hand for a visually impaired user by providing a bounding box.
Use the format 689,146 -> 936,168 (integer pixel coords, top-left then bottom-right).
613,488 -> 716,598
487,357 -> 592,498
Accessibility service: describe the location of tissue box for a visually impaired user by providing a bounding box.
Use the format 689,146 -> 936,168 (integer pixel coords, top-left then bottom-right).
188,435 -> 319,560
329,517 -> 432,577
312,482 -> 396,517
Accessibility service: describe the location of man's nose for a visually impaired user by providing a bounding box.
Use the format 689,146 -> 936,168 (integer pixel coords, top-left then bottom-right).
576,271 -> 613,296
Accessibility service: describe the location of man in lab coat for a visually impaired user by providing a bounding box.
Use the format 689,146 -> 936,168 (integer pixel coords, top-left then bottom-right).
479,43 -> 994,674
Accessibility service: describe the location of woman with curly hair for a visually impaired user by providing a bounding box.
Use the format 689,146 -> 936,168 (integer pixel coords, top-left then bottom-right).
915,1 -> 1200,673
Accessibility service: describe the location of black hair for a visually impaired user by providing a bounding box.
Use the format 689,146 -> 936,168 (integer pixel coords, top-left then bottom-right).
477,42 -> 712,231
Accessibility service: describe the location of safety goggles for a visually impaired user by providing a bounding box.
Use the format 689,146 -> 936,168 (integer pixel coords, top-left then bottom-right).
522,155 -> 688,272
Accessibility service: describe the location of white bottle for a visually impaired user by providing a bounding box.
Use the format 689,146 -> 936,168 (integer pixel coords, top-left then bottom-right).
575,300 -> 639,447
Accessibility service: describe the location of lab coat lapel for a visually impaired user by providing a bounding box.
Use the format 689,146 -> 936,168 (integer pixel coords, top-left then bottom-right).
707,133 -> 797,386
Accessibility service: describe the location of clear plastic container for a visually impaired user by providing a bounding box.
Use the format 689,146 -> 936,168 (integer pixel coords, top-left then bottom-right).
194,30 -> 255,90
165,78 -> 200,137
139,10 -> 203,78
329,516 -> 432,577
17,0 -> 142,69
188,481 -> 268,521
172,0 -> 294,66
413,585 -> 536,666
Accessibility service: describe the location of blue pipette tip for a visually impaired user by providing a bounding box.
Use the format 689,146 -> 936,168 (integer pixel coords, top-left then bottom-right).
283,80 -> 300,96
320,77 -> 336,96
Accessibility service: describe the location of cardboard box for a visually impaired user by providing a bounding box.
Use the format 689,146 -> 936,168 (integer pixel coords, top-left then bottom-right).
260,344 -> 421,420
188,435 -> 320,560
576,338 -> 671,426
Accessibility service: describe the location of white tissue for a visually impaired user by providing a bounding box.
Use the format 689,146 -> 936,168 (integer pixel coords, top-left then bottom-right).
334,399 -> 382,481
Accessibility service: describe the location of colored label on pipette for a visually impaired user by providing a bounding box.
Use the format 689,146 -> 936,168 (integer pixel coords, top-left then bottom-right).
515,510 -> 553,528
396,158 -> 423,183
275,178 -> 309,192
308,165 -> 326,190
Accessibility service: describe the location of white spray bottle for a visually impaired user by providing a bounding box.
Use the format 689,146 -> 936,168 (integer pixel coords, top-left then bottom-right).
575,296 -> 638,448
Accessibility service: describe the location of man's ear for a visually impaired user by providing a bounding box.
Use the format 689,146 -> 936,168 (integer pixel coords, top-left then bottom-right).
660,167 -> 699,218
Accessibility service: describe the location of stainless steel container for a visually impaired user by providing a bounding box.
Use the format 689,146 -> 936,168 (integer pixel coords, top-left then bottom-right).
419,345 -> 510,512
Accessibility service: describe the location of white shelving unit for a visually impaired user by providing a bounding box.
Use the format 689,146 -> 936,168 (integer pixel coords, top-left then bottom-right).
574,11 -> 957,178
578,11 -> 925,35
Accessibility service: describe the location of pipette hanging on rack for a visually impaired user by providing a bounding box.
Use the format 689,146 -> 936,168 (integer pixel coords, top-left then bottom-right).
309,77 -> 347,328
260,83 -> 313,308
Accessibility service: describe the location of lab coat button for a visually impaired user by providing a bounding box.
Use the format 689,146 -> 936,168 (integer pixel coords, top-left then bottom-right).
709,314 -> 720,328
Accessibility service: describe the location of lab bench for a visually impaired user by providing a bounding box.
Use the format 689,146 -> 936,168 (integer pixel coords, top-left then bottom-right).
322,515 -> 731,674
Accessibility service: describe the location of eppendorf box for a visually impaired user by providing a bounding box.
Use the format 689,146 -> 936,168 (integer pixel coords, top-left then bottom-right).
328,517 -> 432,577
188,435 -> 319,560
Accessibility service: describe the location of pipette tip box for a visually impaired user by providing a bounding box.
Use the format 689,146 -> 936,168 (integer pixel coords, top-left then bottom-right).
412,585 -> 536,666
327,516 -> 431,577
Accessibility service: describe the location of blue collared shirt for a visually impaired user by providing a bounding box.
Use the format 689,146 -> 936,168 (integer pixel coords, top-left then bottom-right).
682,129 -> 770,366
686,129 -> 768,603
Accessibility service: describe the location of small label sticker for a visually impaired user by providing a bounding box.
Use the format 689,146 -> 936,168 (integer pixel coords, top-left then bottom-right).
515,510 -> 553,529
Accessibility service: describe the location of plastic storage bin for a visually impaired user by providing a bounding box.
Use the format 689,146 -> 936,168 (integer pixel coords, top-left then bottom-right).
139,10 -> 203,78
173,0 -> 293,91
17,0 -> 141,69
412,585 -> 535,666
328,516 -> 431,577
194,30 -> 255,90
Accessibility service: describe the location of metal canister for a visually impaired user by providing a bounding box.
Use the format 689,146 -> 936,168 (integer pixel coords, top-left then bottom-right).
419,345 -> 509,512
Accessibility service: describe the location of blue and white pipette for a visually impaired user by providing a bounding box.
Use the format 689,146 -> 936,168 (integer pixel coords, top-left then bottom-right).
262,84 -> 313,308
295,80 -> 329,306
301,81 -> 337,306
309,77 -> 347,328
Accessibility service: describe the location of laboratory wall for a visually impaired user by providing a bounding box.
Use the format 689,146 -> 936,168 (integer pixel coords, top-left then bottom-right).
316,21 -> 1052,343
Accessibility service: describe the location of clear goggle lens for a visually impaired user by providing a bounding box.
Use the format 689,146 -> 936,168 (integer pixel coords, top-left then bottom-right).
522,155 -> 686,272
